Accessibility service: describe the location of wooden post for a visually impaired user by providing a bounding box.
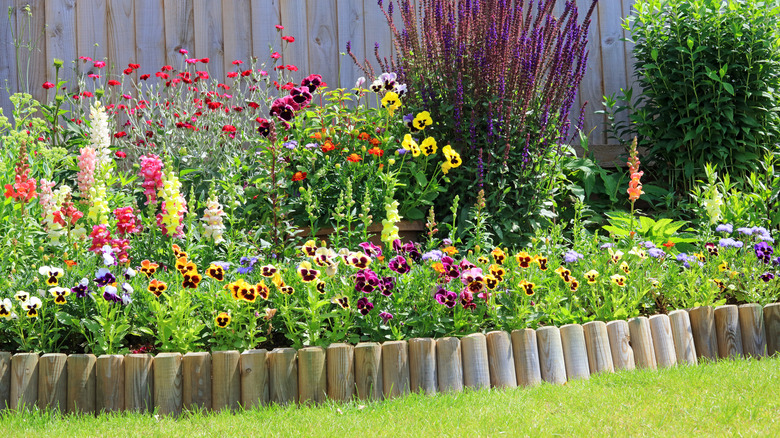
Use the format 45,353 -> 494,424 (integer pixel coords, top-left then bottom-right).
326,343 -> 354,402
0,352 -> 10,410
124,354 -> 154,413
154,352 -> 183,417
460,333 -> 491,389
298,347 -> 327,405
560,324 -> 590,381
212,350 -> 240,411
668,310 -> 697,365
182,352 -> 211,411
436,337 -> 463,393
649,314 -> 677,368
382,340 -> 410,399
766,303 -> 780,356
739,304 -> 766,358
582,321 -> 614,374
714,305 -> 743,359
354,342 -> 383,401
10,353 -> 39,410
96,355 -> 124,413
689,306 -> 718,360
240,349 -> 269,409
67,354 -> 96,414
606,320 -> 635,371
511,329 -> 542,386
486,331 -> 517,388
38,353 -> 67,411
268,348 -> 298,406
409,338 -> 437,395
536,326 -> 567,384
628,317 -> 657,370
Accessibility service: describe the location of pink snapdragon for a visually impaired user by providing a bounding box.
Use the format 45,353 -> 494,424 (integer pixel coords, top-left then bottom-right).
77,147 -> 96,202
138,154 -> 164,205
114,206 -> 140,235
88,224 -> 111,252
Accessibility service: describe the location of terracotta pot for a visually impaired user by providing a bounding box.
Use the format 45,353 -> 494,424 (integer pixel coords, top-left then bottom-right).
299,221 -> 425,246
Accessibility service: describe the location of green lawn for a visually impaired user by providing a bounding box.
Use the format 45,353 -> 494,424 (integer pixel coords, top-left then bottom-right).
2,356 -> 779,437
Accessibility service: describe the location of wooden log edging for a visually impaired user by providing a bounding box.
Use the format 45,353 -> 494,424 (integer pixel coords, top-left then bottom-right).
1,302 -> 779,413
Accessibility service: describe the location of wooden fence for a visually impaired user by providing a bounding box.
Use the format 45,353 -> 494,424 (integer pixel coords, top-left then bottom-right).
0,0 -> 637,161
1,302 -> 778,414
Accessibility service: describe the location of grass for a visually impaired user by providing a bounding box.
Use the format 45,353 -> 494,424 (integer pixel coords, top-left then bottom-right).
1,356 -> 779,437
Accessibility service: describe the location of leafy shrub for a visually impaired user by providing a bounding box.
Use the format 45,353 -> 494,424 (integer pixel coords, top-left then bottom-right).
619,0 -> 780,193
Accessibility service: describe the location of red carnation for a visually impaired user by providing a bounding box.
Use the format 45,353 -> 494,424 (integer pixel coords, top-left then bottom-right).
42,81 -> 55,89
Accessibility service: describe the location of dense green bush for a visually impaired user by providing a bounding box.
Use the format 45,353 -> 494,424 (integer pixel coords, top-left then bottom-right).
619,0 -> 780,193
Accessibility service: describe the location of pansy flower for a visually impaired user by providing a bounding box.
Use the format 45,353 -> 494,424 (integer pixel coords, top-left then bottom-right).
705,243 -> 719,257
608,248 -> 623,263
0,298 -> 14,319
182,272 -> 202,289
489,264 -> 506,282
356,297 -> 374,316
693,252 -> 706,263
533,255 -> 548,271
759,272 -> 775,282
711,278 -> 726,290
313,247 -> 337,268
347,252 -> 371,269
420,137 -> 437,156
491,248 -> 507,265
628,247 -> 647,260
227,279 -> 248,300
379,311 -> 393,324
239,284 -> 258,302
148,279 -> 168,297
412,111 -> 432,130
315,280 -> 326,294
718,261 -> 729,272
484,274 -> 499,290
569,278 -> 580,292
14,291 -> 30,302
39,266 -> 65,286
50,287 -> 70,304
256,281 -> 270,300
297,261 -> 320,282
402,134 -> 421,157
206,264 -> 225,281
620,261 -> 630,275
459,290 -> 476,309
94,268 -> 116,287
22,297 -> 42,318
280,285 -> 294,295
215,312 -> 231,328
302,240 -> 318,257
260,264 -> 278,278
332,295 -> 350,309
584,270 -> 599,284
610,274 -> 627,287
515,252 -> 533,268
388,255 -> 410,274
555,266 -> 573,283
139,260 -> 159,277
103,285 -> 122,303
381,91 -> 401,114
477,256 -> 489,264
359,241 -> 382,258
172,243 -> 188,259
434,286 -> 458,308
441,246 -> 459,256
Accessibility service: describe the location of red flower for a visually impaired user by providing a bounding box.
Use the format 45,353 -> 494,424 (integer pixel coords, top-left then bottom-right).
222,125 -> 237,133
281,81 -> 295,91
94,61 -> 106,68
179,48 -> 188,55
128,63 -> 140,70
227,72 -> 238,78
321,141 -> 336,153
79,56 -> 92,62
368,147 -> 384,158
271,52 -> 281,59
123,68 -> 133,75
155,72 -> 169,79
292,171 -> 307,181
241,69 -> 252,77
114,131 -> 128,138
161,65 -> 173,71
282,36 -> 295,43
248,102 -> 260,109
662,240 -> 675,249
140,74 -> 150,80
88,74 -> 100,79
42,81 -> 55,89
197,71 -> 209,80
347,153 -> 362,163
232,59 -> 243,65
115,150 -> 127,158
200,57 -> 210,63
81,91 -> 93,98
107,79 -> 121,86
275,24 -> 284,30
286,65 -> 298,72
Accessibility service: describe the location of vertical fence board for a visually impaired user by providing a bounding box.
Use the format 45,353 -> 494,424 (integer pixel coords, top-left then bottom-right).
714,305 -> 743,359
96,355 -> 124,413
305,0 -> 338,85
606,320 -> 635,371
382,340 -> 410,399
162,0 -> 195,66
240,349 -> 269,409
765,303 -> 780,356
436,337 -> 463,393
326,343 -> 354,401
560,324 -> 590,381
124,354 -> 154,413
362,0 -> 393,73
67,354 -> 96,414
106,0 -> 136,83
649,314 -> 677,369
38,353 -> 67,411
583,321 -> 614,374
408,338 -> 437,395
511,329 -> 542,387
279,0 -> 309,76
14,0 -> 46,99
738,304 -> 766,358
268,348 -> 298,405
0,0 -> 19,119
249,0 -> 281,68
182,352 -> 211,411
44,0 -> 77,93
486,331 -> 517,389
460,333 -> 491,389
0,352 -> 10,409
354,342 -> 383,401
10,353 -> 38,410
336,0 -> 365,89
668,310 -> 697,365
222,0 -> 253,78
536,326 -> 567,384
689,306 -> 718,360
597,0 -> 629,144
75,0 -> 108,73
575,0 -> 604,145
212,350 -> 240,411
134,0 -> 166,77
628,316 -> 657,370
193,0 -> 224,80
154,352 -> 183,416
298,347 -> 327,405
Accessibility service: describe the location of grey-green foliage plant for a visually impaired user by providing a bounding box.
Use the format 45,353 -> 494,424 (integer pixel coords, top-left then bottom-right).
616,0 -> 780,194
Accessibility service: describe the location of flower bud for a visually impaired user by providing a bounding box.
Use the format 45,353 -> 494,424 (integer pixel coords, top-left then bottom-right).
95,88 -> 104,98
53,58 -> 64,68
335,163 -> 341,169
55,95 -> 64,103
388,159 -> 396,165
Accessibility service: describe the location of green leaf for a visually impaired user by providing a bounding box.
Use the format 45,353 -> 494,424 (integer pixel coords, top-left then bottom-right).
722,82 -> 734,95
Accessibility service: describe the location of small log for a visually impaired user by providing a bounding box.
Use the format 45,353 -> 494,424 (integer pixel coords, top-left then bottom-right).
628,317 -> 657,370
67,354 -> 96,414
96,355 -> 124,413
582,321 -> 614,374
182,352 -> 211,411
668,310 -> 697,365
38,353 -> 67,411
535,326 -> 567,384
10,353 -> 38,410
766,303 -> 780,356
212,350 -> 240,411
354,343 -> 383,401
0,352 -> 10,410
297,347 -> 326,405
268,348 -> 298,406
649,315 -> 677,368
511,329 -> 542,386
326,343 -> 354,401
560,324 -> 590,381
460,333 -> 490,389
436,337 -> 463,393
689,306 -> 718,360
714,305 -> 743,359
240,349 -> 269,409
124,354 -> 154,413
606,320 -> 635,371
382,341 -> 410,399
486,331 -> 517,388
409,338 -> 437,395
154,352 -> 183,416
738,304 -> 766,358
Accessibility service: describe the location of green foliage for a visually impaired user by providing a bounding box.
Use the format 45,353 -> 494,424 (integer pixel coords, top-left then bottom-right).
619,0 -> 780,193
